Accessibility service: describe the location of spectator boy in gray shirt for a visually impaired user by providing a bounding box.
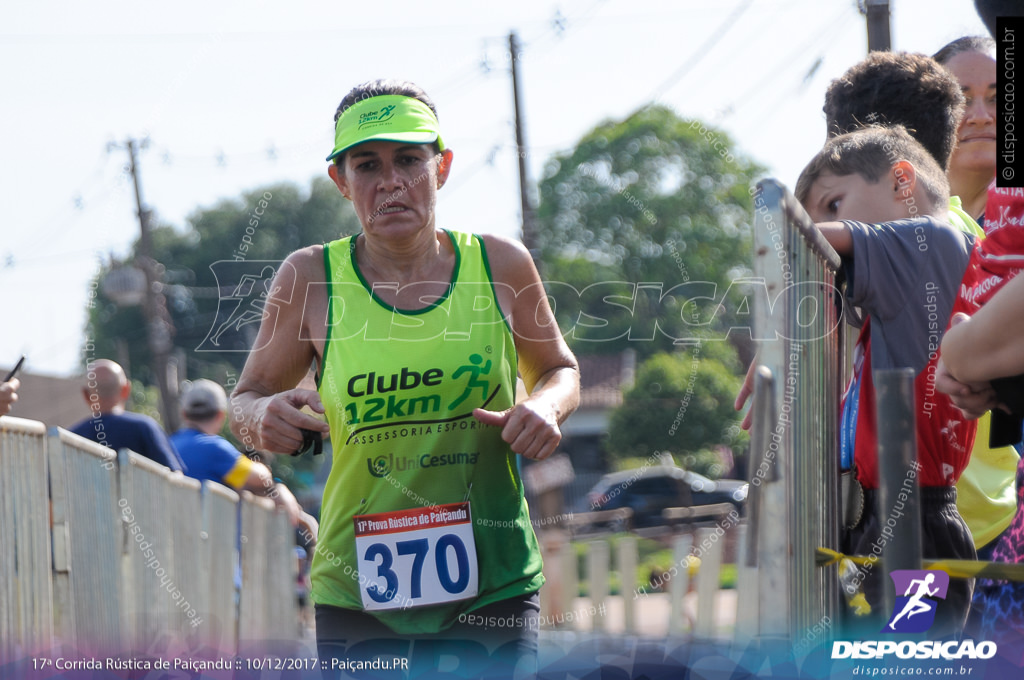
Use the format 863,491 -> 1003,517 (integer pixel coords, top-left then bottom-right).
795,125 -> 980,635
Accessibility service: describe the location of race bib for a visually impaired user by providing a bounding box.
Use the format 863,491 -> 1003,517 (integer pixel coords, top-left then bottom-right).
353,502 -> 478,611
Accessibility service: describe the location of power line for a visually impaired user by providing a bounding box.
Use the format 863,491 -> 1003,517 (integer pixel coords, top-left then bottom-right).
647,0 -> 754,104
14,0 -> 610,240
8,152 -> 119,254
717,5 -> 854,122
19,0 -> 770,275
519,0 -> 609,54
437,0 -> 609,107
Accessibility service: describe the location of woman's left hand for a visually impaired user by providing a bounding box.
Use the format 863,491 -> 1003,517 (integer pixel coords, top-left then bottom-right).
474,235 -> 579,460
474,400 -> 562,460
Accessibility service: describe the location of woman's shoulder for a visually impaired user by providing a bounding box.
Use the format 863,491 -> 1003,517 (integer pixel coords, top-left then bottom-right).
476,233 -> 534,279
279,243 -> 329,284
474,233 -> 540,291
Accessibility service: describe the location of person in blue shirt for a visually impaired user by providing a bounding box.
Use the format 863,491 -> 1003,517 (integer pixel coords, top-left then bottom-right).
171,378 -> 304,526
69,359 -> 186,473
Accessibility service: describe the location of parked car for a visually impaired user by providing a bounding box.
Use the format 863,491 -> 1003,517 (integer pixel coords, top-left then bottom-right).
576,465 -> 747,530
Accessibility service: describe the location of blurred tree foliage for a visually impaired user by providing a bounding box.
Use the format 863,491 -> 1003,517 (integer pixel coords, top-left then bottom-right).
607,341 -> 748,469
87,177 -> 357,383
535,105 -> 765,364
84,177 -> 359,486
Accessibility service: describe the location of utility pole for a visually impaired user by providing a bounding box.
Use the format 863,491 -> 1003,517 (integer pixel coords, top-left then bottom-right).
509,31 -> 540,270
863,0 -> 891,52
116,138 -> 180,432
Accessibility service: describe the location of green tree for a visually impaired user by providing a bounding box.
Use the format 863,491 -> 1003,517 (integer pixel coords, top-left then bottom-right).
536,105 -> 765,363
607,342 -> 748,471
87,177 -> 358,387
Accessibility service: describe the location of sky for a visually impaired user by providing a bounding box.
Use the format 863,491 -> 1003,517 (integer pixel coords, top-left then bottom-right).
0,0 -> 990,378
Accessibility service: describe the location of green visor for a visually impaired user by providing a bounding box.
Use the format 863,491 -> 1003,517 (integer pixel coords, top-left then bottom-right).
326,94 -> 445,162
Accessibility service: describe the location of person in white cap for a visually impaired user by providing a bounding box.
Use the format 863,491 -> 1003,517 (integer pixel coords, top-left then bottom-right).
172,378 -> 304,526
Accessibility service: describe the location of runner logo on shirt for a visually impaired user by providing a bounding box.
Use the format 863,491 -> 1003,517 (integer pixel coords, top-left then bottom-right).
448,354 -> 491,411
344,353 -> 502,436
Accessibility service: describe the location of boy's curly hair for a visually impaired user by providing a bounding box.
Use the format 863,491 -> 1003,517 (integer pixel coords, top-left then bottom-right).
823,52 -> 964,171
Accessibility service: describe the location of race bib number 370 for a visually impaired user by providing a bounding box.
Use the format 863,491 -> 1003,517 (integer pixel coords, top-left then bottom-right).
353,502 -> 478,611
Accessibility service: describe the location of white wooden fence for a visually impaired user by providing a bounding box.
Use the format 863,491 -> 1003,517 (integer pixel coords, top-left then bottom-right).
538,520 -> 740,639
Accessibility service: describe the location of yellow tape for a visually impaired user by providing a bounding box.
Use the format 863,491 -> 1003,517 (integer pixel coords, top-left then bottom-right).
816,547 -> 1024,582
848,592 -> 871,616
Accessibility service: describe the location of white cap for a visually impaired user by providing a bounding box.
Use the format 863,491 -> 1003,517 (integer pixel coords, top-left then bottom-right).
181,379 -> 228,420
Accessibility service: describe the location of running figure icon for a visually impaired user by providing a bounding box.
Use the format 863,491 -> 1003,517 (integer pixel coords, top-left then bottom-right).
448,354 -> 492,411
888,573 -> 940,630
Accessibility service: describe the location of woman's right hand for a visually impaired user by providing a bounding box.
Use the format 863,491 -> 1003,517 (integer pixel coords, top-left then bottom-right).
250,389 -> 330,455
936,312 -> 1002,420
228,247 -> 329,454
935,358 -> 999,420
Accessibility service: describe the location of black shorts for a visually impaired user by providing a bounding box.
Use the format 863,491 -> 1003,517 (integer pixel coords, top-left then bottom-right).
842,486 -> 975,637
315,592 -> 540,680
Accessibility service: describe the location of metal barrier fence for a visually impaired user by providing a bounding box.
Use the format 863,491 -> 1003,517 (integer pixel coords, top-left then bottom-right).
743,179 -> 846,643
238,493 -> 301,650
0,416 -> 298,660
0,417 -> 53,661
49,426 -> 120,654
203,482 -> 242,654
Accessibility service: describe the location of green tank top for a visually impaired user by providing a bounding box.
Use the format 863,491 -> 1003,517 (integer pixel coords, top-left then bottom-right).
312,229 -> 544,634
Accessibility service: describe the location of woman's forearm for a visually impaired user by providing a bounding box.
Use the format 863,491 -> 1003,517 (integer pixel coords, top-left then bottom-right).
942,274 -> 1024,382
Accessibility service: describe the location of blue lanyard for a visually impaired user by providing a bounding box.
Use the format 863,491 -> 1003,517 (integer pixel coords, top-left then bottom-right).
840,369 -> 861,471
